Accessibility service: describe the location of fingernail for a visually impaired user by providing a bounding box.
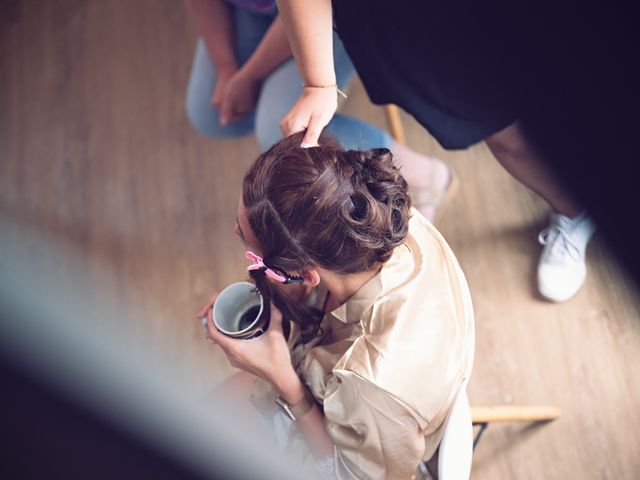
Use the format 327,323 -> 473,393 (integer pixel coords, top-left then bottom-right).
300,142 -> 311,148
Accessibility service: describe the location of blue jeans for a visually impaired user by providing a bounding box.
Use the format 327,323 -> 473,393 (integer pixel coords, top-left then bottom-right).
185,7 -> 393,152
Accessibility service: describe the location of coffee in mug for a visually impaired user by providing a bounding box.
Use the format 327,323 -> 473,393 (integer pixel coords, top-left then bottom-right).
209,281 -> 269,339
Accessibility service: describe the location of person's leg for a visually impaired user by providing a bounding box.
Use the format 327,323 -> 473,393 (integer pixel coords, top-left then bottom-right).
486,121 -> 596,302
390,141 -> 455,222
485,121 -> 581,216
185,9 -> 274,138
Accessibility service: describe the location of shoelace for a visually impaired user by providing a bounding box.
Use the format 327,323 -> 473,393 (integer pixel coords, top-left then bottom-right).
538,216 -> 582,263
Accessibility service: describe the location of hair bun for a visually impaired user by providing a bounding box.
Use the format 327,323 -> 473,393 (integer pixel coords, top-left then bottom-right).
336,147 -> 411,266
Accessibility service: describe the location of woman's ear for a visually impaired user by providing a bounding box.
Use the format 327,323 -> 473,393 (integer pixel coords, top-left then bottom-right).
301,268 -> 321,287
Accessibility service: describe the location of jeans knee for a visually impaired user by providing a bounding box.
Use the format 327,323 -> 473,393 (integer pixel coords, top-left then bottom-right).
185,97 -> 254,139
185,98 -> 215,137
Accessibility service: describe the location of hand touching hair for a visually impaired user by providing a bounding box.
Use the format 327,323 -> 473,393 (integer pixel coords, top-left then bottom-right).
336,147 -> 410,269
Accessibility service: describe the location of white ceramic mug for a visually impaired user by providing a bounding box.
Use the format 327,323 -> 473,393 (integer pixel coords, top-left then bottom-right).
207,282 -> 267,339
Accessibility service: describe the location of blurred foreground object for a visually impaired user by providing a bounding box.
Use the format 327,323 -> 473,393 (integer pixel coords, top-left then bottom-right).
0,215 -> 309,480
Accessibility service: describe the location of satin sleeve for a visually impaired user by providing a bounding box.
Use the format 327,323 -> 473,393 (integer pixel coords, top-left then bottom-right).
322,370 -> 427,480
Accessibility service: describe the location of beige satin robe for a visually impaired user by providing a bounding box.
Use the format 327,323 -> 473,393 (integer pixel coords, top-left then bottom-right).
253,210 -> 475,479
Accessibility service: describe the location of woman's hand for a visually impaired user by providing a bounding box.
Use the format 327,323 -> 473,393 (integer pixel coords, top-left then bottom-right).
197,293 -> 298,390
280,87 -> 338,147
219,68 -> 261,126
211,65 -> 238,112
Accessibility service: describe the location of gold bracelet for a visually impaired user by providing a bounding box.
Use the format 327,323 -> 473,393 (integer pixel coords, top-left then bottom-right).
303,83 -> 348,99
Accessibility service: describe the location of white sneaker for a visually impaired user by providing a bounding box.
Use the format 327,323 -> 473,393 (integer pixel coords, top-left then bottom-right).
537,211 -> 596,302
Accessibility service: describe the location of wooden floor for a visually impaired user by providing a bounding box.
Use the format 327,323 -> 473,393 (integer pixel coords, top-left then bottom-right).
2,1 -> 639,479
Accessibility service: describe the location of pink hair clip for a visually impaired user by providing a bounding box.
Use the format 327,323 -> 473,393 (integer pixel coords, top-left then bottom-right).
245,251 -> 287,283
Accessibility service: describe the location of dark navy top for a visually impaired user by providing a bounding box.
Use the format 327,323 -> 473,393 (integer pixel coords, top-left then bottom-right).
332,0 -> 523,149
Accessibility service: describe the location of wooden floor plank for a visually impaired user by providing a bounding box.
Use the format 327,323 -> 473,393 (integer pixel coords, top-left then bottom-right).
1,1 -> 639,478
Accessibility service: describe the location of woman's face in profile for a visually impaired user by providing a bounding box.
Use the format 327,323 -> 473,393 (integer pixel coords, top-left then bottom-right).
234,195 -> 261,255
234,195 -> 310,290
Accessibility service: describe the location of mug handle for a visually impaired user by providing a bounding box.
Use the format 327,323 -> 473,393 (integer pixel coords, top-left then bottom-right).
250,328 -> 264,338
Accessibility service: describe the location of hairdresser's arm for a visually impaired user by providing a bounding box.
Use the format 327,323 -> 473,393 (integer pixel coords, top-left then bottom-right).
201,299 -> 333,459
275,0 -> 338,147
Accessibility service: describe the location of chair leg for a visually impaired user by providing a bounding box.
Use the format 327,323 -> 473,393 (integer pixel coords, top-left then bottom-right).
470,405 -> 561,450
471,405 -> 561,424
384,104 -> 406,144
472,422 -> 489,450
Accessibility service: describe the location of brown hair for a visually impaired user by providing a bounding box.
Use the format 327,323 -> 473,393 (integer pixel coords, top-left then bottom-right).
243,132 -> 411,339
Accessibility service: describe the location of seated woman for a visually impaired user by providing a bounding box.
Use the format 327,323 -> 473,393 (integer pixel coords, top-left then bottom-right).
198,132 -> 474,479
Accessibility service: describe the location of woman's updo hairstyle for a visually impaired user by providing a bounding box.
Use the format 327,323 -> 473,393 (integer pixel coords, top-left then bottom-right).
242,131 -> 411,339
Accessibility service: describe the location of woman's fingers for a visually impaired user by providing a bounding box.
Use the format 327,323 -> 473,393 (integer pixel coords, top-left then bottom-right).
205,307 -> 243,360
196,291 -> 220,319
219,97 -> 232,126
204,327 -> 216,344
196,302 -> 211,319
211,89 -> 222,109
196,303 -> 210,319
280,113 -> 305,136
227,107 -> 245,124
300,114 -> 323,148
205,306 -> 230,347
280,88 -> 337,145
280,113 -> 321,147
